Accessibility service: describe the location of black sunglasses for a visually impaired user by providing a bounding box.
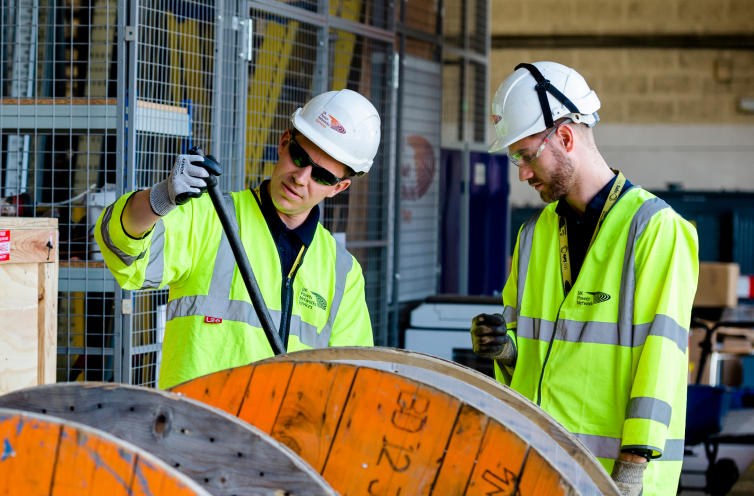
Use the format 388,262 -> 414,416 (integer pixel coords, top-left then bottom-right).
287,134 -> 348,186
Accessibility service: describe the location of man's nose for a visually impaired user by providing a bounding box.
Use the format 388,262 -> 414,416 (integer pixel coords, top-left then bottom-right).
519,165 -> 534,183
292,163 -> 311,184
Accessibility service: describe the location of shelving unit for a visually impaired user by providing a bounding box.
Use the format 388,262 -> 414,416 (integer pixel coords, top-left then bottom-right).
1,0 -> 445,386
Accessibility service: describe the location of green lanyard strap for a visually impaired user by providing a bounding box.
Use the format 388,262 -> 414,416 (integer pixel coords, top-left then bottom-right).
558,170 -> 626,297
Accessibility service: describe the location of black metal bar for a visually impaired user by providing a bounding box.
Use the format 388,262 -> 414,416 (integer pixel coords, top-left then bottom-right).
191,148 -> 286,356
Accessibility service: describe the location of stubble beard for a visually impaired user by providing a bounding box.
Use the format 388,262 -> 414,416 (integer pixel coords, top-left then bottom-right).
535,149 -> 577,204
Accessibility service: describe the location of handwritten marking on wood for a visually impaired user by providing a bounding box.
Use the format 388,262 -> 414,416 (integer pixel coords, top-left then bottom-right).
321,367 -> 461,495
517,448 -> 570,495
465,420 -> 529,496
431,405 -> 489,495
271,362 -> 357,471
268,347 -> 618,496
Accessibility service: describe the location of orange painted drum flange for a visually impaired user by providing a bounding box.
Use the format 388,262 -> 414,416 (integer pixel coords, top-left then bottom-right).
0,382 -> 338,496
0,408 -> 209,496
170,360 -> 597,496
264,347 -> 619,496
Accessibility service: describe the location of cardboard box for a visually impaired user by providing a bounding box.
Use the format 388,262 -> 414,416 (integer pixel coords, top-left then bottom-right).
694,262 -> 740,308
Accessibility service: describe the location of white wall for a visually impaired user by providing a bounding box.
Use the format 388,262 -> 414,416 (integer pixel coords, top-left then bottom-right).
508,124 -> 754,207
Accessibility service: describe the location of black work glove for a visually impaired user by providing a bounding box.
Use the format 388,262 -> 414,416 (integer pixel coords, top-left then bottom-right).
470,313 -> 516,366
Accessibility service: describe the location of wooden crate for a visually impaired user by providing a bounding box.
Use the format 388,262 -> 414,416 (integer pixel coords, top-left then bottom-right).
0,217 -> 58,394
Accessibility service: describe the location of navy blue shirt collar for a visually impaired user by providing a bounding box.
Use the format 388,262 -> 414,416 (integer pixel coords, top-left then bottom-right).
258,180 -> 319,247
555,173 -> 633,220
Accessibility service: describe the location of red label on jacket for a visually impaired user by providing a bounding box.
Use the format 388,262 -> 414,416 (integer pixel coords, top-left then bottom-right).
204,316 -> 222,324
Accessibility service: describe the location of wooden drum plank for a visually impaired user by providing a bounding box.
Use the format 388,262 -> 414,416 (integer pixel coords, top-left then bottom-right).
322,367 -> 461,495
431,405 -> 488,495
266,347 -> 618,496
171,361 -> 592,496
0,408 -> 209,496
0,411 -> 59,494
271,362 -> 356,472
53,423 -> 137,496
0,383 -> 337,496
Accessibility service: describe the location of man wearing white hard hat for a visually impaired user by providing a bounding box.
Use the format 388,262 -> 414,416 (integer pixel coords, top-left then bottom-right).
468,62 -> 698,495
95,89 -> 380,389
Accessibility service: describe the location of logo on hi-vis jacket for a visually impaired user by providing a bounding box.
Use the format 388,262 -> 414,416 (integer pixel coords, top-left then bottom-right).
299,288 -> 327,311
577,291 -> 611,306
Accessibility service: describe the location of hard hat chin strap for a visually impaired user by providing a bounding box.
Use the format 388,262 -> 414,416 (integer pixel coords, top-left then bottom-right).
515,63 -> 581,129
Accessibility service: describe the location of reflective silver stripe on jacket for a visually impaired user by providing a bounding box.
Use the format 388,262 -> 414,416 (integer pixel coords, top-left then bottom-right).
208,194 -> 236,300
619,197 -> 671,330
140,219 -> 166,289
100,202 -> 148,267
318,240 -> 353,347
515,314 -> 688,352
502,305 -> 516,326
575,434 -> 684,461
167,193 -> 352,348
514,195 -> 687,352
516,210 -> 542,319
627,396 -> 673,427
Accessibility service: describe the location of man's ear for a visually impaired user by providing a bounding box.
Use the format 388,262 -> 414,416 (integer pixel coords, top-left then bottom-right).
278,129 -> 291,157
559,124 -> 576,153
327,178 -> 351,198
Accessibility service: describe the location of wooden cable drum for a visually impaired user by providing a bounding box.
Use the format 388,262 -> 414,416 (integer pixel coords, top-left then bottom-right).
169,360 -> 609,496
0,408 -> 209,496
0,383 -> 336,496
264,347 -> 619,496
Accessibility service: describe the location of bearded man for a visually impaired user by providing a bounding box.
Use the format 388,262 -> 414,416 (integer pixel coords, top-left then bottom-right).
469,62 -> 698,496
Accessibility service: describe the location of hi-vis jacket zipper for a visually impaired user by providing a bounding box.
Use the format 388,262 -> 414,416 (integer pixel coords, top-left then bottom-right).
279,245 -> 305,348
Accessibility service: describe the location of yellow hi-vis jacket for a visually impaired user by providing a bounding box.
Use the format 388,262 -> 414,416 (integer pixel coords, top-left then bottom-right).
95,189 -> 373,389
497,187 -> 698,496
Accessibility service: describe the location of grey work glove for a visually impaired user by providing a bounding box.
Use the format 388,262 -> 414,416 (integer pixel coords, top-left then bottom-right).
149,154 -> 208,216
611,460 -> 647,496
470,313 -> 517,367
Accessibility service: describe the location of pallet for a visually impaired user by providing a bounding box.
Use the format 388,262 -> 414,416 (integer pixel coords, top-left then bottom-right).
0,408 -> 208,496
0,383 -> 336,496
266,347 -> 619,495
170,359 -> 610,496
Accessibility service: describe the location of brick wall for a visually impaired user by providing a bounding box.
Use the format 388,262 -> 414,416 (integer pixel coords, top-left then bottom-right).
491,48 -> 754,124
490,0 -> 754,35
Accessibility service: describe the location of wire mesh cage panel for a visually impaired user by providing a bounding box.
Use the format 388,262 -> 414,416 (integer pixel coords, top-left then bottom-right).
325,31 -> 393,344
330,0 -> 390,30
440,0 -> 488,144
126,0 -> 248,386
1,0 -> 122,383
245,8 -> 318,188
245,0 -> 395,345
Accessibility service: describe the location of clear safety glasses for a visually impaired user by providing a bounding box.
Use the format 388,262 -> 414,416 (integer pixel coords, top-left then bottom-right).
509,119 -> 572,168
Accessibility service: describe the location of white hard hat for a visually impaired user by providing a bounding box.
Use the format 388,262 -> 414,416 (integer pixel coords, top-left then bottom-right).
488,62 -> 601,153
291,89 -> 381,175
